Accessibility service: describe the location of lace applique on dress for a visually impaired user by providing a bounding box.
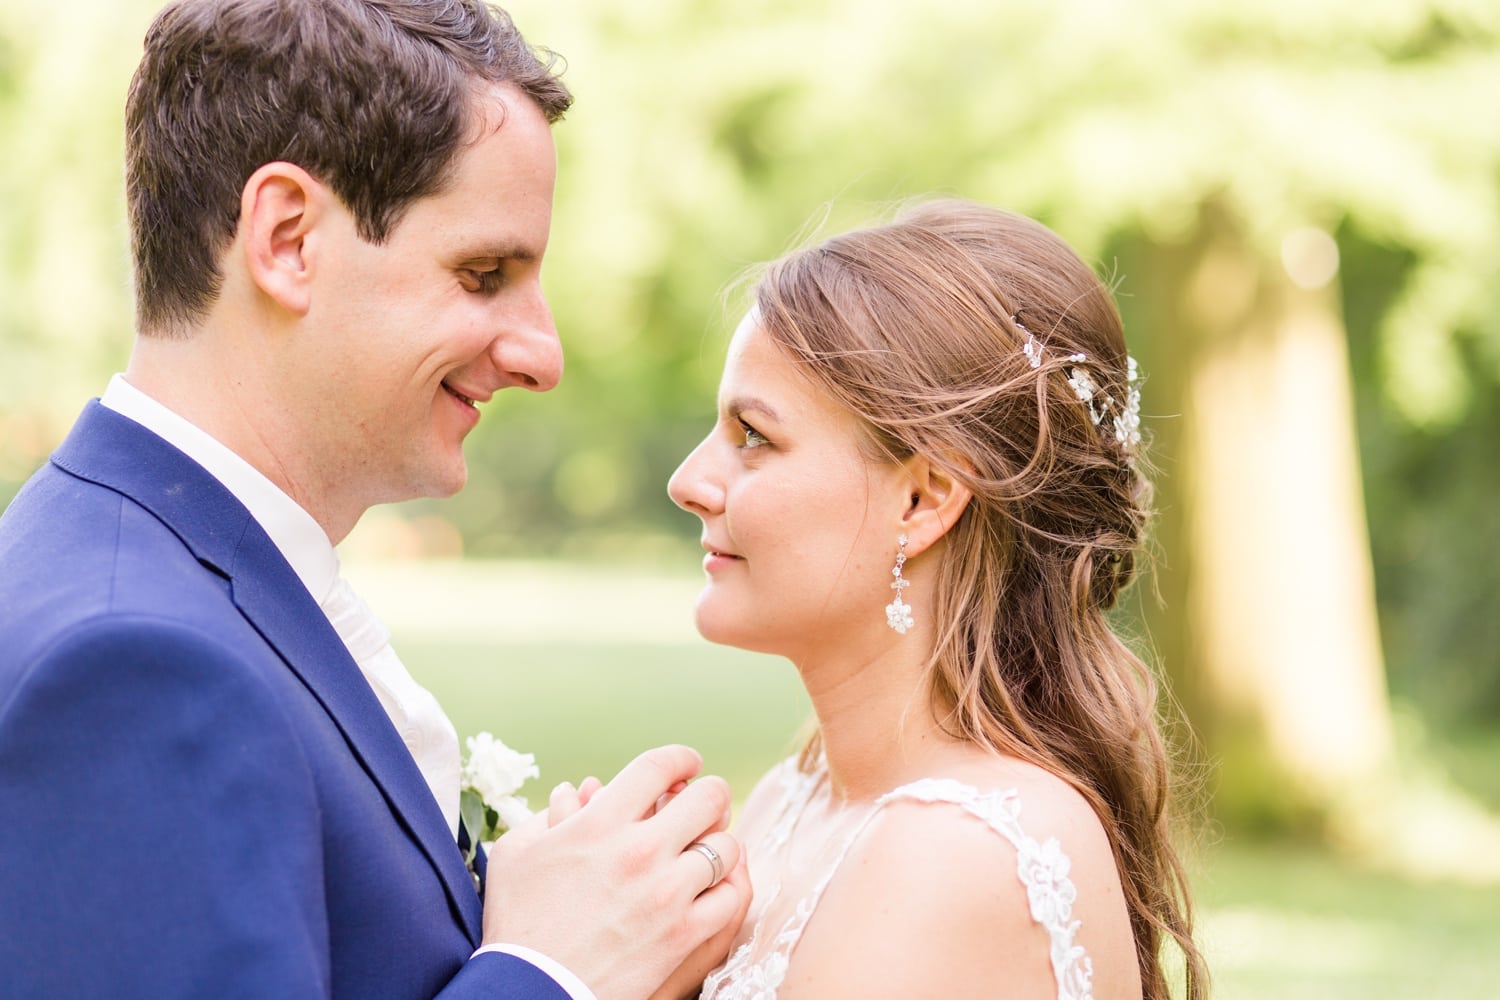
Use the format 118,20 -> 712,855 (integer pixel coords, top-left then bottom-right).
760,759 -> 824,857
699,769 -> 1095,1000
699,760 -> 828,1000
699,893 -> 811,999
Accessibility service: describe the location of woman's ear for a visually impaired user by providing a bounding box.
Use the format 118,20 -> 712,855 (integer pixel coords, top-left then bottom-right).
895,455 -> 974,559
238,161 -> 325,317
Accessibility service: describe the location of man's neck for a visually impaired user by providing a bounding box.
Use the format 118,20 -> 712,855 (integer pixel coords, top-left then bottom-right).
125,337 -> 363,544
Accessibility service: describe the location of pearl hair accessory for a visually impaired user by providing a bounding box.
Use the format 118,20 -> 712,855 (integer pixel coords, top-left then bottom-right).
1018,317 -> 1142,451
885,534 -> 914,634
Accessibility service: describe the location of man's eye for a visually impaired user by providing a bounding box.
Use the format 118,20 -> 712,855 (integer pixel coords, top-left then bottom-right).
461,268 -> 504,294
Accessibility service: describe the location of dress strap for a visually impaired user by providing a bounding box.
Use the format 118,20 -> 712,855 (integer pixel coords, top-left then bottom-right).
877,778 -> 1095,1000
759,758 -> 825,856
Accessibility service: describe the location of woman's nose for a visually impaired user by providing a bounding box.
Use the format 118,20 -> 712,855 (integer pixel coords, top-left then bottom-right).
667,436 -> 722,516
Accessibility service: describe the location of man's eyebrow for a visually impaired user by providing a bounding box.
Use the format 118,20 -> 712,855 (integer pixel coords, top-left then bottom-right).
724,395 -> 782,422
456,241 -> 540,263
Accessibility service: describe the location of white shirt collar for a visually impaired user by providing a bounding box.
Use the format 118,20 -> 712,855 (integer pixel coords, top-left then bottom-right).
99,374 -> 341,606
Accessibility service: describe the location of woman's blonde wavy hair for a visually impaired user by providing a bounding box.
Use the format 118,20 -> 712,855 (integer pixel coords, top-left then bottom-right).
755,198 -> 1208,1000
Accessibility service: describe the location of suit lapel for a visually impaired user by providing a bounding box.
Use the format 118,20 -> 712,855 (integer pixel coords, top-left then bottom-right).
52,402 -> 483,943
228,538 -> 483,942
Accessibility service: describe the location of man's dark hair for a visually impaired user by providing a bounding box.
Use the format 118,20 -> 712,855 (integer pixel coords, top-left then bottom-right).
125,0 -> 572,335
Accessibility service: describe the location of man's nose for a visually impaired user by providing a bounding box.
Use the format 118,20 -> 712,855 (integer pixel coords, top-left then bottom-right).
492,290 -> 562,392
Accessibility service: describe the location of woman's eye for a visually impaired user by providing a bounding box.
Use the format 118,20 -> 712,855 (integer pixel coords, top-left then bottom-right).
739,420 -> 769,450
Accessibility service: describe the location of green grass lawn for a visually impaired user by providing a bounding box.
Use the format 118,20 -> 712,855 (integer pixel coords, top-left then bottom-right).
356,558 -> 1500,999
1197,840 -> 1497,997
400,637 -> 810,801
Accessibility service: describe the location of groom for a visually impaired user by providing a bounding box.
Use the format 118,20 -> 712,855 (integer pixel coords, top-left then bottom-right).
0,1 -> 744,998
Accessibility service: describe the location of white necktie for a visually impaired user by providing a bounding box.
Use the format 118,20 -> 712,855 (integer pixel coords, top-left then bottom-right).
320,576 -> 462,838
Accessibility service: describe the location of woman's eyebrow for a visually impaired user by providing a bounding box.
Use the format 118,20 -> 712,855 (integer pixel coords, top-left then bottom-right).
723,395 -> 782,422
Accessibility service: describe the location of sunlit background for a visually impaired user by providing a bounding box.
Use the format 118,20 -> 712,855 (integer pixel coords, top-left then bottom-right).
2,1 -> 1497,995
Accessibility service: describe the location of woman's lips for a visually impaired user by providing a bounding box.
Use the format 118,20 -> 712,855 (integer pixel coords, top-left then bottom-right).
702,547 -> 743,573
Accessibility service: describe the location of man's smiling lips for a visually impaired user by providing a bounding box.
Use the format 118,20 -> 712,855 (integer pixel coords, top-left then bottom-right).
440,380 -> 492,432
441,380 -> 491,409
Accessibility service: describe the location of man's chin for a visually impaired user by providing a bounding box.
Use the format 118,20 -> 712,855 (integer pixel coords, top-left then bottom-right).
404,457 -> 469,501
429,467 -> 468,499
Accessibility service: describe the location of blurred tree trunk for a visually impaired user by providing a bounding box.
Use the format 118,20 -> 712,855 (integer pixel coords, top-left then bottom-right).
1129,206 -> 1393,831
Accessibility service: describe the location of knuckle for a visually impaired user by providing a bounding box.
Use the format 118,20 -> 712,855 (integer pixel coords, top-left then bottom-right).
613,835 -> 656,880
661,912 -> 697,953
694,775 -> 732,813
645,881 -> 680,916
634,746 -> 677,784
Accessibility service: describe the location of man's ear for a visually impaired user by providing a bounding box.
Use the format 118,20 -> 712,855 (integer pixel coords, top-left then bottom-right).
895,454 -> 974,559
238,162 -> 326,317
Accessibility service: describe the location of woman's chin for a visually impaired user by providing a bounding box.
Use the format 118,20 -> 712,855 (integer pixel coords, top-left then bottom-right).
692,611 -> 747,650
693,599 -> 777,655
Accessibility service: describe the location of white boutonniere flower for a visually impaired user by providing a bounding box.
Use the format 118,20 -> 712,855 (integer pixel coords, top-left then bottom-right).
459,732 -> 539,867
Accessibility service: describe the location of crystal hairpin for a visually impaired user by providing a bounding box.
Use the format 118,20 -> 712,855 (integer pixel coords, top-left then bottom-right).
1023,332 -> 1044,369
1014,313 -> 1142,451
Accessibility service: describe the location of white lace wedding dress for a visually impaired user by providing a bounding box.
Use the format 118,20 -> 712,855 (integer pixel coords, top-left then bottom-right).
699,760 -> 1094,1000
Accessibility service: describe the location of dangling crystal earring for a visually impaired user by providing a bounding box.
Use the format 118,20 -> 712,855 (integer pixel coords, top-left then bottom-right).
885,534 -> 914,634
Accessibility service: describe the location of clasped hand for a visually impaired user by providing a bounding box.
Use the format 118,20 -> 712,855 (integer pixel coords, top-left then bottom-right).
481,745 -> 751,1000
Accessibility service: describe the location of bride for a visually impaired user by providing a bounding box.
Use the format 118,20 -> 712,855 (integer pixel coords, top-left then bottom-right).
664,199 -> 1207,999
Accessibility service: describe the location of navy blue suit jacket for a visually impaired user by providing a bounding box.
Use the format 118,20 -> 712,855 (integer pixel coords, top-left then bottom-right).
0,402 -> 570,999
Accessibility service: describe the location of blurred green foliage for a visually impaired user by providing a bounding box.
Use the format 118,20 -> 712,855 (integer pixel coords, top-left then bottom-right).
1,0 -> 1497,731
1342,232 -> 1500,722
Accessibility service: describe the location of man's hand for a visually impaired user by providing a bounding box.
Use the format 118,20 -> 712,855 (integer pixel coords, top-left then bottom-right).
645,849 -> 752,1000
481,745 -> 745,1000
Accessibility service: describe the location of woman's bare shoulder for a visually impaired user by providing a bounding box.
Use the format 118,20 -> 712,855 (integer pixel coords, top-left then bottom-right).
776,751 -> 1141,999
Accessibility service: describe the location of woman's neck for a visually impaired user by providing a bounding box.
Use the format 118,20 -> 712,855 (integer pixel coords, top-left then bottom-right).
797,639 -> 956,802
